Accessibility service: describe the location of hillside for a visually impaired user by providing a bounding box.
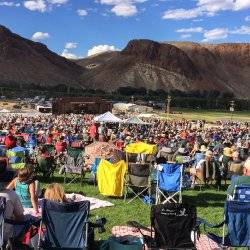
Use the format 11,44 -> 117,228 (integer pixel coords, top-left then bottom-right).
0,25 -> 84,89
77,39 -> 250,98
0,25 -> 249,97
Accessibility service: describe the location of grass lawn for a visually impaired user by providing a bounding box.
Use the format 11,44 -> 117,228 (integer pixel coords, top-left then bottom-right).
160,109 -> 250,122
39,174 -> 228,248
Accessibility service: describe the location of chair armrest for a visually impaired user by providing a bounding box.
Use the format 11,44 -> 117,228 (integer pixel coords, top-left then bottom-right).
127,220 -> 151,232
197,217 -> 225,233
89,217 -> 106,233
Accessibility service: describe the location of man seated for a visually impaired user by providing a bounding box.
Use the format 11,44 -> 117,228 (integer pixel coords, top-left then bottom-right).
0,159 -> 25,242
227,158 -> 250,197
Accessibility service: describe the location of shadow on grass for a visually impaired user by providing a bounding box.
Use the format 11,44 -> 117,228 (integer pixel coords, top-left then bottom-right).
183,191 -> 226,208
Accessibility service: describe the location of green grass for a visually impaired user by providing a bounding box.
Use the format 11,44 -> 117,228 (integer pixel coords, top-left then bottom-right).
160,109 -> 250,122
39,174 -> 228,248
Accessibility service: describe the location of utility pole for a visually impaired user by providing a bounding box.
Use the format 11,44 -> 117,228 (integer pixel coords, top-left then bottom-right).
229,100 -> 235,122
166,95 -> 172,118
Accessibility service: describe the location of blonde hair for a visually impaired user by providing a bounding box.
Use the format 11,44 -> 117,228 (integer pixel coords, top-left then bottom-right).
44,183 -> 67,203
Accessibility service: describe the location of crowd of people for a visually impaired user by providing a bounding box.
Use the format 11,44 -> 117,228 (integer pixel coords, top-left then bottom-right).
0,113 -> 249,248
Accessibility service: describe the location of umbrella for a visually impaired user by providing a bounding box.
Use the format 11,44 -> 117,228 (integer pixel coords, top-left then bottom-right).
84,142 -> 124,165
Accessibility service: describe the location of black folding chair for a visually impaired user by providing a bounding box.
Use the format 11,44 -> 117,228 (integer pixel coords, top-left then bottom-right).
150,203 -> 197,249
124,163 -> 151,203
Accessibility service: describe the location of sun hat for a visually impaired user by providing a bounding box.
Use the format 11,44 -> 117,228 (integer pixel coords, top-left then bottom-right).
244,158 -> 250,170
205,150 -> 213,157
200,145 -> 207,152
161,147 -> 173,154
223,147 -> 232,157
178,147 -> 188,154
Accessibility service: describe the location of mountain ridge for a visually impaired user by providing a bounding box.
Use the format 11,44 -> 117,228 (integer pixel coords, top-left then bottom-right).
0,25 -> 249,98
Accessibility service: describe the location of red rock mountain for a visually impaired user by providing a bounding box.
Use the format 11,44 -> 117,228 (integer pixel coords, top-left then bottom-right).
0,25 -> 249,97
0,25 -> 84,89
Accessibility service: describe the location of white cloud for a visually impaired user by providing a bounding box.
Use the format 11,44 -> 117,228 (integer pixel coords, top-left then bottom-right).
87,44 -> 118,56
48,0 -> 68,4
98,0 -> 145,17
245,16 -> 250,21
176,27 -> 204,33
163,0 -> 250,20
163,7 -> 204,20
230,25 -> 250,35
61,49 -> 79,59
234,0 -> 250,11
111,3 -> 137,16
65,42 -> 78,49
23,0 -> 46,12
77,9 -> 88,16
180,34 -> 191,39
31,31 -> 50,41
197,0 -> 234,13
202,28 -> 228,41
0,1 -> 20,7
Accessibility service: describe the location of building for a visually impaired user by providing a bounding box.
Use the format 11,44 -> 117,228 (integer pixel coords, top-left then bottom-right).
52,97 -> 112,115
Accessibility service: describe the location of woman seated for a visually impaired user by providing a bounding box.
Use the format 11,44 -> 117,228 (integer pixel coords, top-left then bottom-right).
7,165 -> 39,214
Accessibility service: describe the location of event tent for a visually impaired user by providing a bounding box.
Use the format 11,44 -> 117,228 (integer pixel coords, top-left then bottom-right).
0,109 -> 10,113
125,116 -> 147,125
94,111 -> 122,123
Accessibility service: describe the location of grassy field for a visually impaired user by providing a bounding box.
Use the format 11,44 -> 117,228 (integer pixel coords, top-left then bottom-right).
160,109 -> 250,122
39,174 -> 228,248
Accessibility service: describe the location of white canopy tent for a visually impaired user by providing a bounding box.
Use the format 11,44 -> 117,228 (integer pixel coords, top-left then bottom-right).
0,109 -> 10,113
94,111 -> 122,123
125,116 -> 148,125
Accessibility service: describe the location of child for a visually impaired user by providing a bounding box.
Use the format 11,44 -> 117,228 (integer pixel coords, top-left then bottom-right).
7,166 -> 39,214
44,183 -> 67,203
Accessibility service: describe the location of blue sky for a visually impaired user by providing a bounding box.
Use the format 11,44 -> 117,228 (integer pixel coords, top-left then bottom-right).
0,0 -> 250,59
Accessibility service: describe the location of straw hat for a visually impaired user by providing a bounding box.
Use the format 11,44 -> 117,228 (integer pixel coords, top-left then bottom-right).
223,147 -> 232,157
244,158 -> 250,170
205,150 -> 213,157
178,147 -> 188,154
200,145 -> 207,152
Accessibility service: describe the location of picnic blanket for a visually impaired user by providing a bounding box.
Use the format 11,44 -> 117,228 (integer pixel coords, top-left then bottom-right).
66,193 -> 114,210
112,226 -> 219,250
24,194 -> 114,215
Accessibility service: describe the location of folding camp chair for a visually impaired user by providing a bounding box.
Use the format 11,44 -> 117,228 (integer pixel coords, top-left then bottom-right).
198,200 -> 250,247
130,203 -> 196,249
124,162 -> 151,203
232,185 -> 250,202
38,199 -> 91,249
0,197 -> 5,249
64,151 -> 85,185
6,146 -> 27,170
155,163 -> 183,204
43,144 -> 55,156
37,156 -> 55,177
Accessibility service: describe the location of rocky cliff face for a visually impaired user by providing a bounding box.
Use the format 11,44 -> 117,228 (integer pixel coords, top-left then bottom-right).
0,25 -> 249,97
77,39 -> 250,97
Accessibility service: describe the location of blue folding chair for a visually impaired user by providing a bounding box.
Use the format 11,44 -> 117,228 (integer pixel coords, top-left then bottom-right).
38,199 -> 91,249
233,185 -> 250,202
155,163 -> 183,204
198,200 -> 250,247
